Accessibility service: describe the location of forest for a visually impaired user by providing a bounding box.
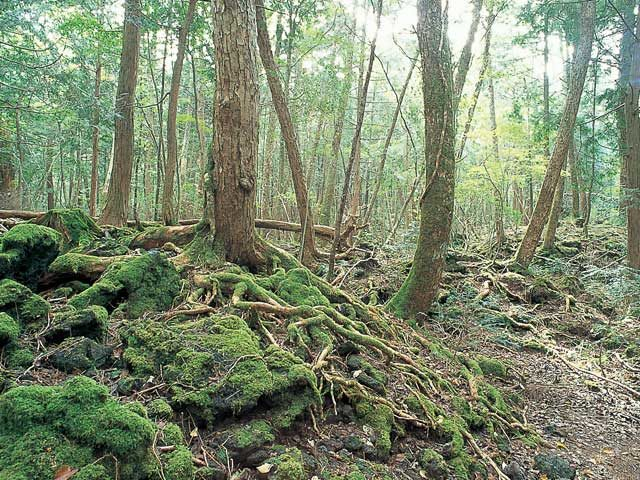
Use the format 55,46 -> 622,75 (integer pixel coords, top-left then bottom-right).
0,0 -> 639,478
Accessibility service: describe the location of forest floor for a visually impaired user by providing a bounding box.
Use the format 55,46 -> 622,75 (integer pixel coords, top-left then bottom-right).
342,223 -> 640,480
1,212 -> 639,480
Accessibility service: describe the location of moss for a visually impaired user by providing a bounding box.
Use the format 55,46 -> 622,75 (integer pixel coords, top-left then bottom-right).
0,313 -> 19,346
452,396 -> 487,430
164,445 -> 195,480
160,423 -> 185,447
227,419 -> 274,450
49,253 -> 103,276
5,346 -> 34,368
355,401 -> 394,459
271,268 -> 331,307
273,448 -> 306,480
0,223 -> 61,287
45,305 -> 108,343
346,354 -> 388,393
148,398 -> 174,420
419,449 -> 448,479
34,208 -> 101,248
121,314 -> 319,424
0,279 -> 50,329
74,464 -> 110,480
70,253 -> 181,317
476,355 -> 508,378
48,336 -> 112,373
0,376 -> 157,479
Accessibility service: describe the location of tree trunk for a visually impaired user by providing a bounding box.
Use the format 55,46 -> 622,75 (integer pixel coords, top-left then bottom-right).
255,0 -> 317,264
567,137 -> 581,218
542,157 -> 567,251
207,0 -> 262,267
453,0 -> 483,112
89,60 -> 101,217
626,9 -> 640,269
162,0 -> 197,226
515,0 -> 595,267
388,0 -> 455,318
0,130 -> 19,210
327,0 -> 382,279
99,0 -> 141,226
488,60 -> 505,247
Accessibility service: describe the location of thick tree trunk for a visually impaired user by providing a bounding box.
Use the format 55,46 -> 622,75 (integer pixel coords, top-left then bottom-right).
89,60 -> 101,217
255,0 -> 317,264
515,0 -> 595,267
388,0 -> 455,318
207,0 -> 262,267
99,0 -> 141,226
162,0 -> 197,226
542,158 -> 567,251
626,10 -> 640,269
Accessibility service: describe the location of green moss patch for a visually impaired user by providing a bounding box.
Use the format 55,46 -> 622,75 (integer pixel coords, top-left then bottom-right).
33,208 -> 101,249
44,305 -> 108,344
0,376 -> 156,479
69,253 -> 180,317
0,223 -> 61,287
121,314 -> 320,424
0,279 -> 50,330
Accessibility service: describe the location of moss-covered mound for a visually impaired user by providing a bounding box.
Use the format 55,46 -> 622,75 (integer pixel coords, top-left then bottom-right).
121,313 -> 320,425
69,253 -> 181,317
0,223 -> 61,287
0,376 -> 158,480
44,305 -> 108,344
0,278 -> 49,330
33,208 -> 102,249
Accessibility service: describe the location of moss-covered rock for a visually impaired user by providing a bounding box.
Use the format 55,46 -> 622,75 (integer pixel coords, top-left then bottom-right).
0,223 -> 61,287
121,314 -> 319,425
419,449 -> 448,479
44,305 -> 108,343
163,446 -> 195,480
271,448 -> 306,480
355,401 -> 394,460
0,279 -> 50,330
346,354 -> 388,393
476,355 -> 508,378
47,336 -> 113,373
0,312 -> 19,346
226,419 -> 275,451
69,253 -> 181,317
148,398 -> 174,420
33,208 -> 101,249
0,376 -> 156,479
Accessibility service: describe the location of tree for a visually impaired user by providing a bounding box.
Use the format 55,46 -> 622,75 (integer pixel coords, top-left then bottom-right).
162,0 -> 198,226
204,0 -> 262,267
514,0 -> 595,267
625,8 -> 640,269
387,0 -> 455,318
99,0 -> 142,226
255,0 -> 317,265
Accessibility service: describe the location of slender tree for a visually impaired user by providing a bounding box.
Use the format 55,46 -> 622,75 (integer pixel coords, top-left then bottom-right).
255,0 -> 317,264
162,0 -> 198,226
99,0 -> 141,226
387,0 -> 455,318
515,0 -> 595,267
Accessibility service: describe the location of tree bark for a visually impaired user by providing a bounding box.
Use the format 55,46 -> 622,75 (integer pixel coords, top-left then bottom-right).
207,0 -> 262,267
625,9 -> 640,269
162,0 -> 197,226
255,0 -> 317,264
453,0 -> 483,112
99,0 -> 141,226
515,0 -> 595,267
387,0 -> 455,318
89,60 -> 101,217
488,59 -> 505,247
0,130 -> 19,210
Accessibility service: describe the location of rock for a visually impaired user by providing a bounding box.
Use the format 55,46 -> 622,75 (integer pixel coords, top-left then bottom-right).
0,278 -> 50,330
319,438 -> 343,452
48,336 -> 113,373
419,449 -> 448,480
0,223 -> 61,287
503,461 -> 528,480
44,305 -> 108,343
246,449 -> 272,467
534,453 -> 576,480
343,435 -> 364,452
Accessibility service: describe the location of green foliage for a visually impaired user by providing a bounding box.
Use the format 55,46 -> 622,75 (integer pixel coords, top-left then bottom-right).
70,253 -> 181,317
0,224 -> 61,287
0,313 -> 19,346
